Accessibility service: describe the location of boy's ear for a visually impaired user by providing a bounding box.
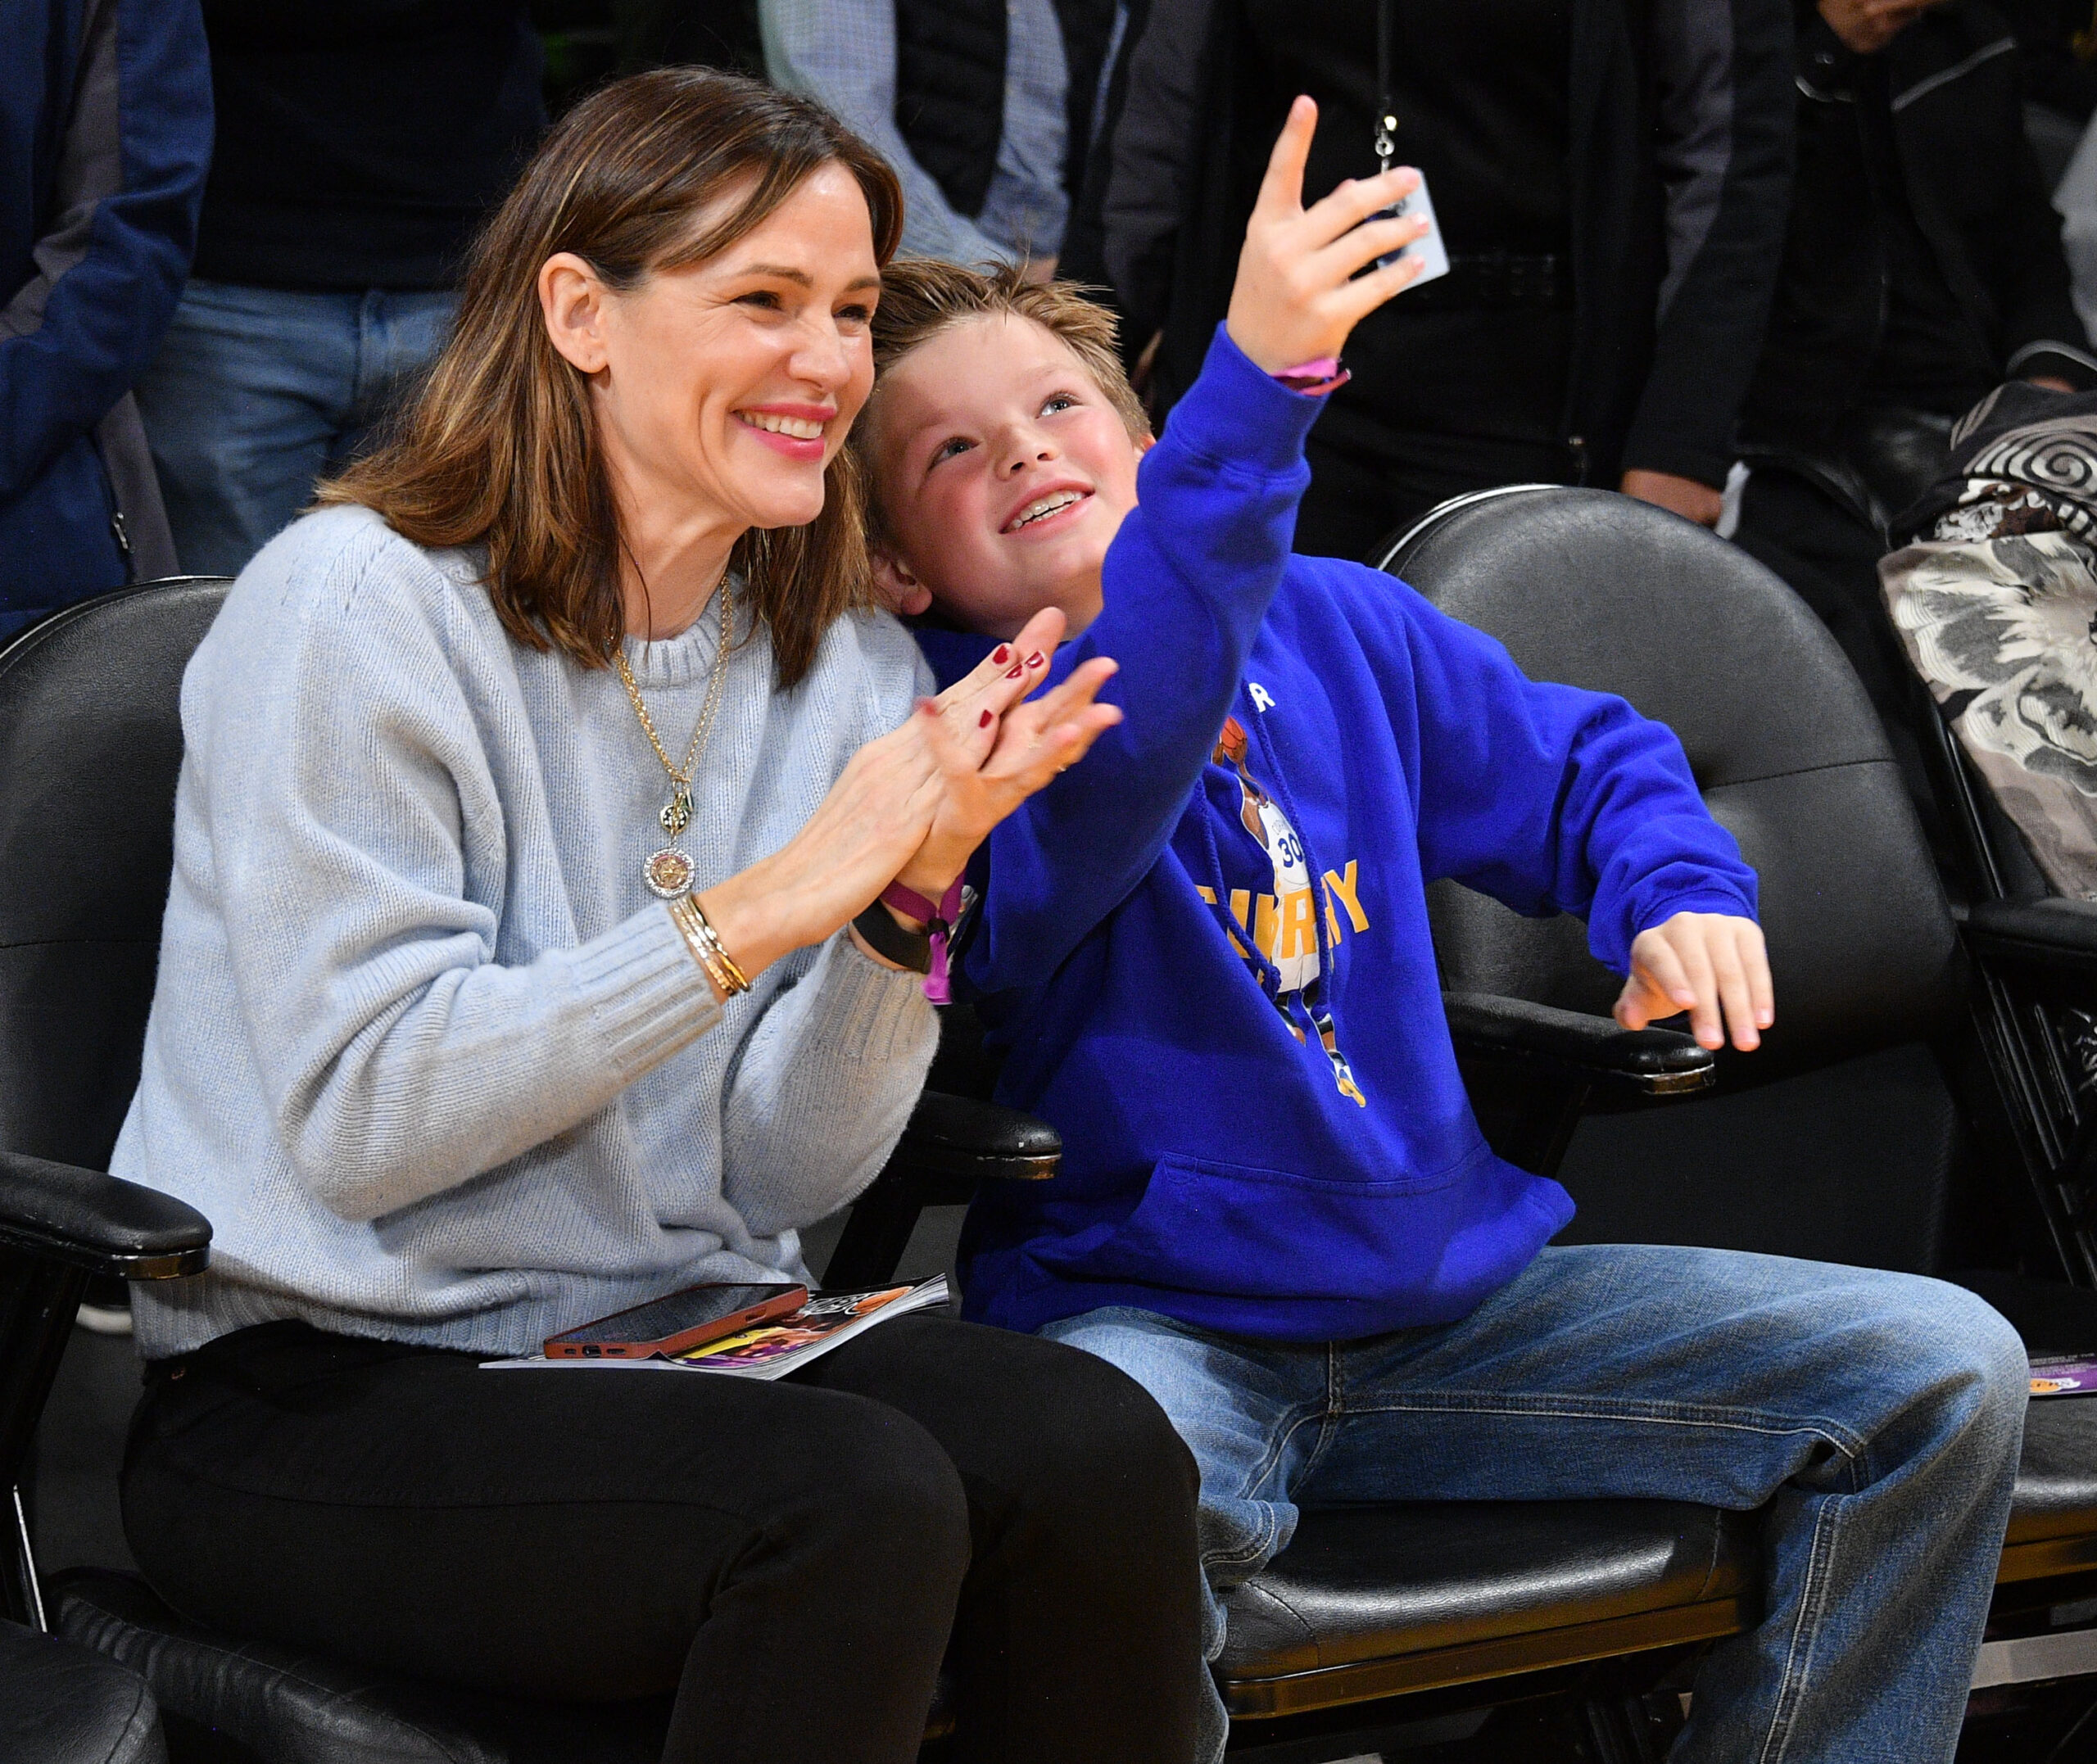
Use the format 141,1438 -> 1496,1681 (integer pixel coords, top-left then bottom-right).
1136,431 -> 1157,457
872,545 -> 935,617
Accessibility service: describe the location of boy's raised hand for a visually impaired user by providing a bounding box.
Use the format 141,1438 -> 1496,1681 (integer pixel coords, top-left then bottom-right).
1225,95 -> 1430,374
1615,912 -> 1775,1053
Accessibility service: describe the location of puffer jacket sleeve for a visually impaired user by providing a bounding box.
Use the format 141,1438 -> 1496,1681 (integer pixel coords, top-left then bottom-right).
0,0 -> 210,502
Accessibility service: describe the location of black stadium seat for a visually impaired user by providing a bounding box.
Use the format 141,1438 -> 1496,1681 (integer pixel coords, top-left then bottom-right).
1355,485 -> 2097,1703
1216,1501 -> 1755,1720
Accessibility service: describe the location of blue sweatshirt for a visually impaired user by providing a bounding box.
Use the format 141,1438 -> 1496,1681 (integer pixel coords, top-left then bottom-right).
916,328 -> 1758,1344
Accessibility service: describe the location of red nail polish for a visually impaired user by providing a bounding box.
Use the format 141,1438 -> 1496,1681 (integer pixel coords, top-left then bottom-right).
979,708 -> 994,727
991,645 -> 1011,665
1005,664 -> 1024,678
1026,651 -> 1045,667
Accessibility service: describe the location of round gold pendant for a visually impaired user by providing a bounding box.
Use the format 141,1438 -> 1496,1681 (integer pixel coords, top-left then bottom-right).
644,847 -> 695,899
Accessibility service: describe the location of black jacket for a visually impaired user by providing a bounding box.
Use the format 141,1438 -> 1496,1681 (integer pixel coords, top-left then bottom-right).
1094,0 -> 1795,491
1744,2 -> 2093,438
892,0 -> 1117,220
192,0 -> 545,292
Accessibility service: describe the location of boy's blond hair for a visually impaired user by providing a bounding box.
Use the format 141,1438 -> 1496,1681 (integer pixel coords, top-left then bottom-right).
858,260 -> 1150,536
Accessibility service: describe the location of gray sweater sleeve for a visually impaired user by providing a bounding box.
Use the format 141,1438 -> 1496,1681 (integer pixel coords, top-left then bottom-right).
719,933 -> 938,1235
720,627 -> 941,1234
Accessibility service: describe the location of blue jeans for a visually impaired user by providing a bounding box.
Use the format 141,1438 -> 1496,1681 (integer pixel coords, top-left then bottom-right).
134,280 -> 457,578
1042,1243 -> 2028,1764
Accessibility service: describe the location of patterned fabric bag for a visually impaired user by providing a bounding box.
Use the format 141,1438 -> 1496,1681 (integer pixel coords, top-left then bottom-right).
1881,385 -> 2097,897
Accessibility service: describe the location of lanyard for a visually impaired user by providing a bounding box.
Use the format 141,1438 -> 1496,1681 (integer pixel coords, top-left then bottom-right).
1375,0 -> 1396,173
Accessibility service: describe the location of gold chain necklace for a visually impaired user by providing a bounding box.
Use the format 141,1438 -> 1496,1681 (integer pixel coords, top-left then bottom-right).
615,573 -> 733,899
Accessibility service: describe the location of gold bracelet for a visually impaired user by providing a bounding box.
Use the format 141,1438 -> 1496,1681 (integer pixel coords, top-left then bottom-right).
690,897 -> 752,993
668,893 -> 751,997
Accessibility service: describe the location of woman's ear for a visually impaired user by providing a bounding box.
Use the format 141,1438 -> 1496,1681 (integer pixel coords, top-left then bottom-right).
540,252 -> 612,375
872,546 -> 935,617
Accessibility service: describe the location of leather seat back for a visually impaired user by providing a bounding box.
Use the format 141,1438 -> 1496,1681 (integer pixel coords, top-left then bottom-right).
0,581 -> 229,1170
1382,487 -> 1963,1081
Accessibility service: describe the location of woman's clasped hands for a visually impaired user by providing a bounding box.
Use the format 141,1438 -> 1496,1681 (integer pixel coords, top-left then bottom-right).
697,607 -> 1118,979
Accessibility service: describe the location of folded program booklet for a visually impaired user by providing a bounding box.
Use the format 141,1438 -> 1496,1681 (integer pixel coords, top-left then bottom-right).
2030,1355 -> 2097,1398
482,1277 -> 949,1382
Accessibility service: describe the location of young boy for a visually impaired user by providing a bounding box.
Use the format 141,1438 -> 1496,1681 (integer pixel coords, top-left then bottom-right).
860,102 -> 2027,1764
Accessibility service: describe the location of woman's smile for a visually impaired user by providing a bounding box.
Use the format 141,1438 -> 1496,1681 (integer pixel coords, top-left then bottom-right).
736,400 -> 837,461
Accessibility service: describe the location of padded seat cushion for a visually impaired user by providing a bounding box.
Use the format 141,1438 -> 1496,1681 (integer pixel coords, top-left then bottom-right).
1215,1400 -> 2097,1694
53,1570 -> 960,1763
0,1614 -> 165,1764
1218,1499 -> 1750,1682
2009,1399 -> 2097,1547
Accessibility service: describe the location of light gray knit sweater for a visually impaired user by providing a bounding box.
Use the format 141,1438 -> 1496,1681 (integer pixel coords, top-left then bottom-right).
120,504 -> 939,1359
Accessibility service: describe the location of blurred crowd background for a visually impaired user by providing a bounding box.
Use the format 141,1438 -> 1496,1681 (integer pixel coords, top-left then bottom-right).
17,0 -> 2097,741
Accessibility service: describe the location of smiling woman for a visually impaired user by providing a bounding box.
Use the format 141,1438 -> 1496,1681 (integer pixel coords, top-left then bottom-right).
110,68 -> 1206,1764
321,70 -> 899,687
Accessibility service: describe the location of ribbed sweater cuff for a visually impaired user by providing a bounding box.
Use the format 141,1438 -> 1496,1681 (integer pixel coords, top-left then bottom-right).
823,933 -> 940,1066
573,904 -> 724,1080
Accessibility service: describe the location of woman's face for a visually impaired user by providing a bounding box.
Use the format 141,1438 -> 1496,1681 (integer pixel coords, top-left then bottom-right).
539,163 -> 882,536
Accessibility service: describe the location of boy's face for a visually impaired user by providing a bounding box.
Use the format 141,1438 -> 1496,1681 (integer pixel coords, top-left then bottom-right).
866,314 -> 1146,640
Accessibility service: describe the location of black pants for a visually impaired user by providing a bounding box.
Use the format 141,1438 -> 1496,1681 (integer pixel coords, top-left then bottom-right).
121,1313 -> 1207,1764
1295,424 -> 1578,564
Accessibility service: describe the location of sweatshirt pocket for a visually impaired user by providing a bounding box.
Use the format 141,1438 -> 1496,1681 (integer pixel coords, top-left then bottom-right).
1039,1148 -> 1489,1303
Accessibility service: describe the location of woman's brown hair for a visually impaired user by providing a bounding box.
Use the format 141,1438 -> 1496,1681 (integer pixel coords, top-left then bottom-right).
319,68 -> 904,687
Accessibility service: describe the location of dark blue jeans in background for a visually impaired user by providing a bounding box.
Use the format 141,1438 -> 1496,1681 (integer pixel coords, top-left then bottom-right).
134,279 -> 455,579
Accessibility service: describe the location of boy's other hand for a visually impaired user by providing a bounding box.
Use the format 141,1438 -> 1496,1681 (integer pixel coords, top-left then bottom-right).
1615,912 -> 1773,1052
1226,95 -> 1430,375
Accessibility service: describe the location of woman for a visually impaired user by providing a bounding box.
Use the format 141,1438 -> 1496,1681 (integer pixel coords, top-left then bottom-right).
113,69 -> 1208,1764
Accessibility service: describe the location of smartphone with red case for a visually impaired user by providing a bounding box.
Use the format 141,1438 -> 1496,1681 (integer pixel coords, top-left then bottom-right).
544,1282 -> 808,1359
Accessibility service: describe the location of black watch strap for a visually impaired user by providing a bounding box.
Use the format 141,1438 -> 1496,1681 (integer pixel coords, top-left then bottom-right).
852,900 -> 933,974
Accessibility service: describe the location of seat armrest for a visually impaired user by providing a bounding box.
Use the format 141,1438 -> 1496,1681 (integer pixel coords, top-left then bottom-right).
1444,992 -> 1714,1098
895,1092 -> 1060,1183
0,1151 -> 210,1279
1963,898 -> 2097,980
821,1092 -> 1058,1288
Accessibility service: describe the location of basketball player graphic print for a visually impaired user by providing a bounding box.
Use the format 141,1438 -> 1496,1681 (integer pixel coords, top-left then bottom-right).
1212,717 -> 1366,1106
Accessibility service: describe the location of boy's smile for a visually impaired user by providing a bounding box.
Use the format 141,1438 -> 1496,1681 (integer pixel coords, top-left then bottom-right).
1002,481 -> 1092,535
865,314 -> 1148,640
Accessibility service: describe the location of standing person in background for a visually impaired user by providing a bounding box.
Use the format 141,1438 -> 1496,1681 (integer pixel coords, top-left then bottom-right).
2,0 -> 209,634
133,1 -> 545,579
1097,0 -> 1794,560
1733,0 -> 2092,778
758,0 -> 1120,277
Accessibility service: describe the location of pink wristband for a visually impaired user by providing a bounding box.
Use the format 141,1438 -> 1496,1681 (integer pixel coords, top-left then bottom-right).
1274,357 -> 1350,396
881,877 -> 967,1003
